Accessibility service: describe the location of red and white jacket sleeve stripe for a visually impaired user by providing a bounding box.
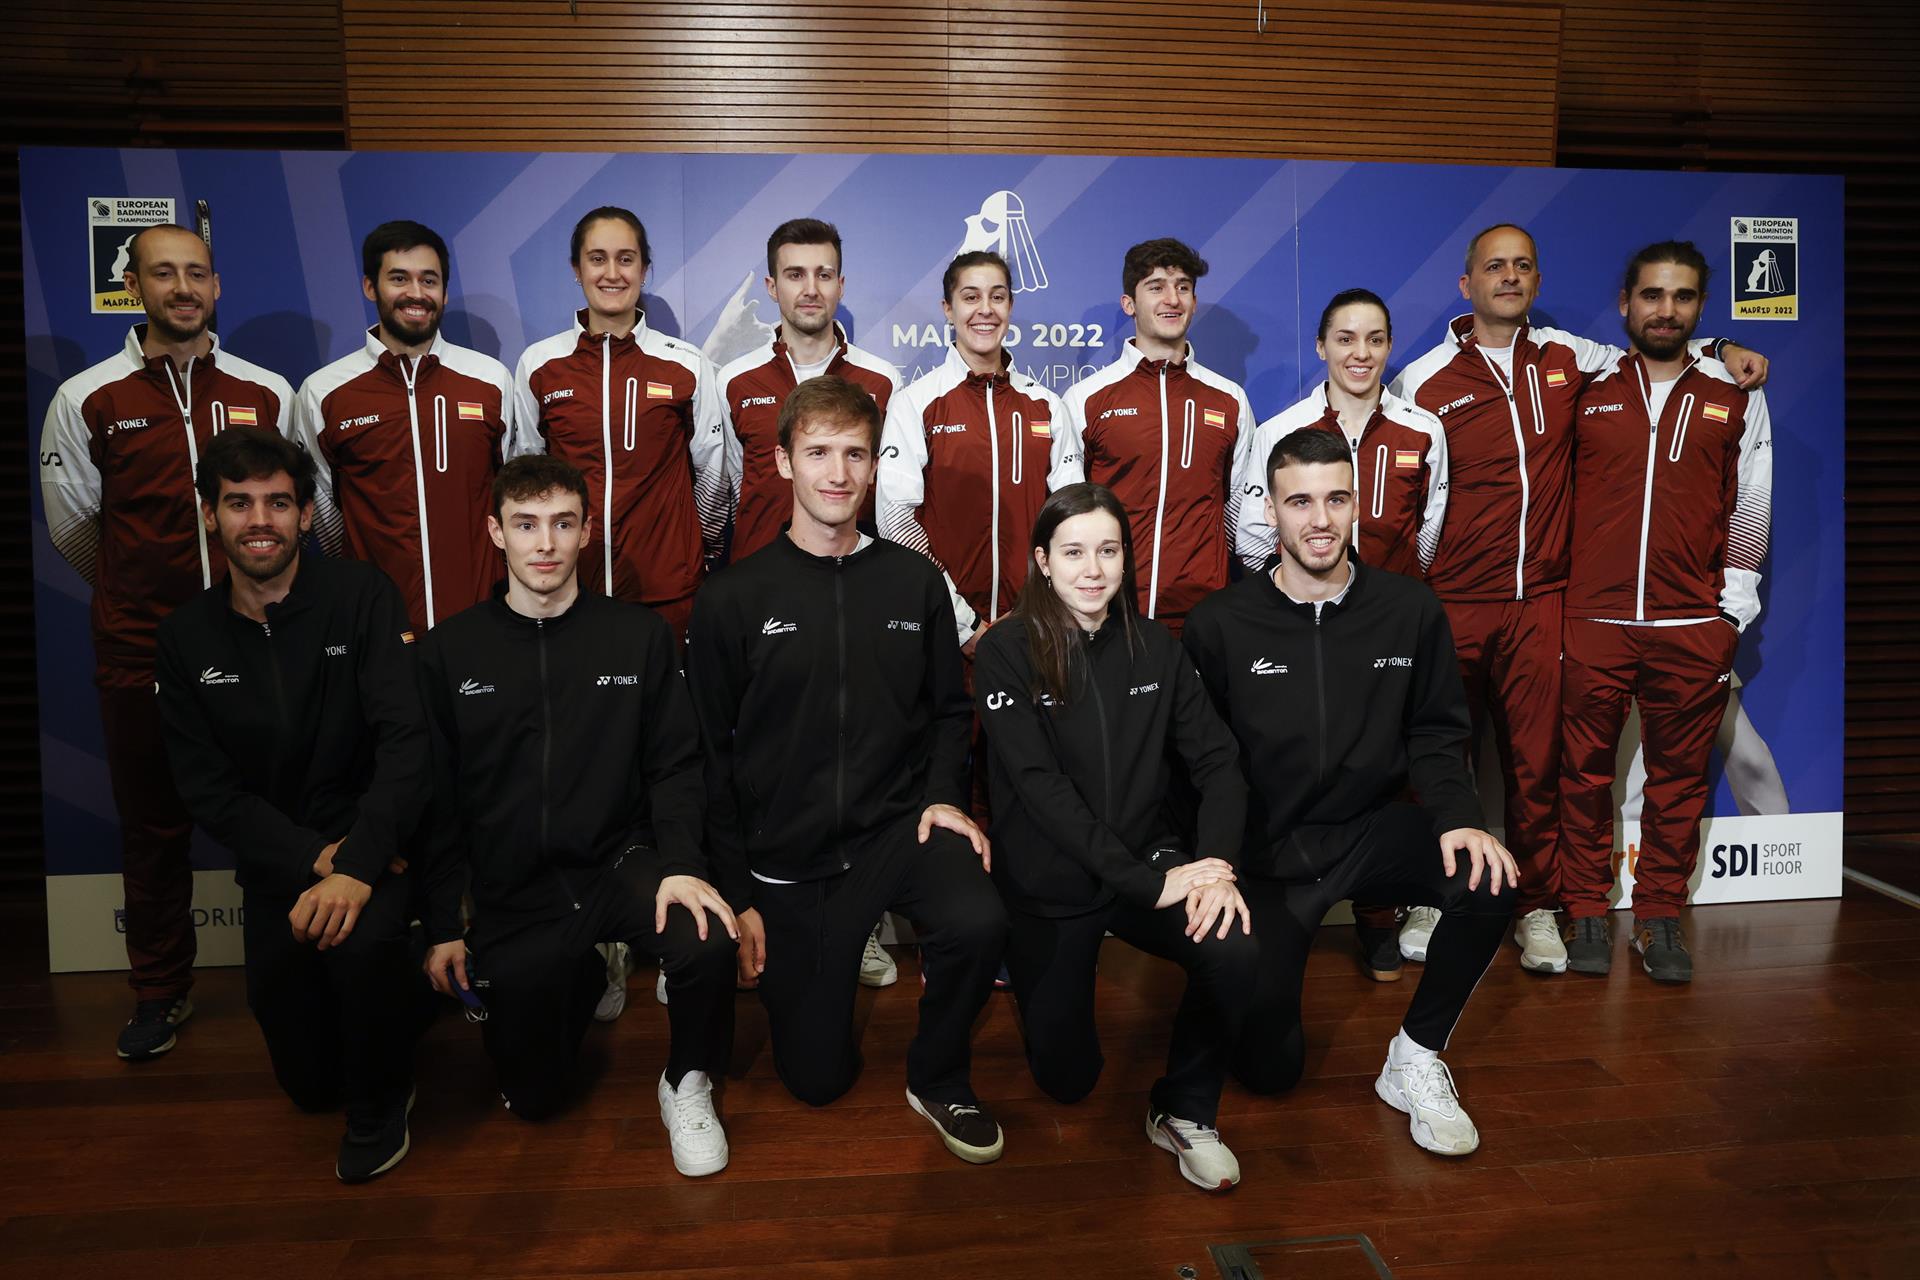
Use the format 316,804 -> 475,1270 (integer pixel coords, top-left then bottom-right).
39,386 -> 102,585
1414,409 -> 1449,572
876,388 -> 978,641
688,352 -> 730,565
1722,389 -> 1773,631
290,378 -> 345,556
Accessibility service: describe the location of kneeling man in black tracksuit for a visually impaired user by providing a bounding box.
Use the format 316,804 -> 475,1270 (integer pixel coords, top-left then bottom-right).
418,455 -> 739,1178
686,375 -> 1010,1164
156,428 -> 427,1183
1184,426 -> 1518,1156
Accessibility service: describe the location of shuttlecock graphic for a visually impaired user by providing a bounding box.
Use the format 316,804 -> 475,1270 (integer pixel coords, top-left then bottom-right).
960,190 -> 1048,294
701,269 -> 779,369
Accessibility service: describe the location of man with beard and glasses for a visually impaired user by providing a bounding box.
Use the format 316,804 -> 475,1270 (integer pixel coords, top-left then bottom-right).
1389,223 -> 1769,978
155,428 -> 429,1183
293,220 -> 514,635
40,221 -> 292,1061
1556,241 -> 1773,984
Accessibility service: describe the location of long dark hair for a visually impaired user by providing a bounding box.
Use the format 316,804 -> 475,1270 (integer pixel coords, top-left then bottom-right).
1010,482 -> 1140,704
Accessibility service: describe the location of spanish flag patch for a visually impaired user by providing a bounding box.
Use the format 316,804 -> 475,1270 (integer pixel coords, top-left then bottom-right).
1702,402 -> 1730,423
1394,449 -> 1421,469
647,381 -> 674,399
1030,420 -> 1052,437
457,402 -> 485,420
226,405 -> 258,427
1545,369 -> 1568,387
1203,407 -> 1227,429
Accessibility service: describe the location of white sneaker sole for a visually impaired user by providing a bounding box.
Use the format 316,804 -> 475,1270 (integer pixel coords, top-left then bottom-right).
1374,1070 -> 1479,1156
1399,939 -> 1430,963
658,1091 -> 729,1177
858,961 -> 900,988
906,1089 -> 1004,1164
117,999 -> 194,1060
1518,949 -> 1569,974
1145,1115 -> 1240,1192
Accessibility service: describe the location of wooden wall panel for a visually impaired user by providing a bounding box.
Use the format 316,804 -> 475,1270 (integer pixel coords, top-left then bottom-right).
342,1 -> 1562,164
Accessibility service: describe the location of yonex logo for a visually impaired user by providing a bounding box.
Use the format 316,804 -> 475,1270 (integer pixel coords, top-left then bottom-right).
595,674 -> 638,686
458,678 -> 496,696
1583,403 -> 1626,416
1250,659 -> 1288,676
886,619 -> 922,632
1129,682 -> 1161,696
1374,656 -> 1412,669
199,667 -> 239,686
337,413 -> 381,431
763,618 -> 798,636
1437,393 -> 1476,415
325,644 -> 349,657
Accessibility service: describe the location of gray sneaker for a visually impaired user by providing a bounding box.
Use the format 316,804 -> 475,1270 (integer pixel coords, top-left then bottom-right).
117,996 -> 193,1061
1632,916 -> 1692,983
1564,916 -> 1611,975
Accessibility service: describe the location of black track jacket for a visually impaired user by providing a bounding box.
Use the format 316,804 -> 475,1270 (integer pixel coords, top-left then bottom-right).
686,534 -> 969,911
155,554 -> 428,895
1182,559 -> 1480,879
975,612 -> 1246,916
417,591 -> 706,942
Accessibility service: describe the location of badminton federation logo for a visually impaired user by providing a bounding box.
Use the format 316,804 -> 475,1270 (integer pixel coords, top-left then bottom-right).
961,191 -> 1049,294
1730,216 -> 1798,321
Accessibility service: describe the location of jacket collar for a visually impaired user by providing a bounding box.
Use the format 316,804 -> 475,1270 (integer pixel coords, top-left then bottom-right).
572,308 -> 648,354
363,325 -> 448,378
125,324 -> 222,378
774,321 -> 850,370
1125,336 -> 1194,376
769,528 -> 877,571
1448,312 -> 1536,357
942,343 -> 1011,388
1255,550 -> 1366,619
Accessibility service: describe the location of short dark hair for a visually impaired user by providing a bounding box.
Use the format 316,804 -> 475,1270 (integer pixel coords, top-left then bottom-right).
569,206 -> 651,269
1121,237 -> 1208,297
361,220 -> 449,283
492,454 -> 590,519
777,375 -> 881,453
1266,425 -> 1353,488
942,250 -> 1010,303
1622,239 -> 1712,298
1463,222 -> 1536,274
766,218 -> 842,277
1317,287 -> 1391,341
127,223 -> 214,275
195,428 -> 315,507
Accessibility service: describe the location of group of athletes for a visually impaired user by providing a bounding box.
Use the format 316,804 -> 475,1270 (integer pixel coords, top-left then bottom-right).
40,206 -> 1772,1188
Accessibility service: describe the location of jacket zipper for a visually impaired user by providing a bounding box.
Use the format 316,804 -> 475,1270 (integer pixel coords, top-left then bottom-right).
1148,365 -> 1170,618
599,336 -> 616,594
1476,348 -> 1531,600
163,357 -> 215,588
397,356 -> 439,627
833,565 -> 849,867
1085,638 -> 1114,819
1312,606 -> 1328,789
986,382 -> 1002,621
536,616 -> 578,910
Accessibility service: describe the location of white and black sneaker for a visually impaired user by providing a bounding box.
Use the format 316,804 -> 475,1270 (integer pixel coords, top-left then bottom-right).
116,995 -> 193,1061
593,943 -> 631,1023
337,1087 -> 415,1183
657,1070 -> 729,1177
1147,1109 -> 1241,1191
907,1088 -> 1004,1164
1399,906 -> 1440,962
858,922 -> 899,988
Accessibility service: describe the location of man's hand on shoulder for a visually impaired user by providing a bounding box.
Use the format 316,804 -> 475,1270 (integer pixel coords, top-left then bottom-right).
1720,342 -> 1770,390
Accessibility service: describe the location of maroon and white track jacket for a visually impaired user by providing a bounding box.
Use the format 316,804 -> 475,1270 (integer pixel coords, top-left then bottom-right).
510,311 -> 726,606
719,323 -> 899,560
1237,383 -> 1447,579
1566,354 -> 1772,630
876,347 -> 1084,639
292,328 -> 512,633
1061,340 -> 1256,625
40,326 -> 292,686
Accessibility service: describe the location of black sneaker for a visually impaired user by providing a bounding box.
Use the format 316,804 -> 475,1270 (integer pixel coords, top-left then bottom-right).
116,996 -> 193,1061
1564,916 -> 1612,975
1356,922 -> 1403,983
906,1088 -> 1004,1164
337,1087 -> 415,1183
1632,917 -> 1692,984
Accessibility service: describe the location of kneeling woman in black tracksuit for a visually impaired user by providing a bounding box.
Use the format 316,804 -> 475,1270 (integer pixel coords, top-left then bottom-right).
974,482 -> 1258,1192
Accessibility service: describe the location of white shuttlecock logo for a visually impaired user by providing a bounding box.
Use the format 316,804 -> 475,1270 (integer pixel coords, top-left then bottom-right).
960,190 -> 1049,294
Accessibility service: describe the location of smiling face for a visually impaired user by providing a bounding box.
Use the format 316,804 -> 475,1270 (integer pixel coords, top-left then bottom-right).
1264,459 -> 1354,578
777,414 -> 873,533
126,226 -> 219,346
1122,265 -> 1196,350
1035,508 -> 1125,630
942,263 -> 1013,366
1316,301 -> 1392,399
1458,226 -> 1540,329
488,487 -> 589,600
767,241 -> 844,340
364,244 -> 445,349
204,470 -> 309,583
1621,259 -> 1704,362
574,216 -> 646,324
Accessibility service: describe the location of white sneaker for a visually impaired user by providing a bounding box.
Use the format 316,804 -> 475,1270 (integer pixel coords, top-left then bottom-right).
657,1070 -> 729,1177
859,922 -> 899,988
1399,906 -> 1440,961
1375,1054 -> 1479,1155
1514,908 -> 1568,974
1147,1109 -> 1241,1191
655,968 -> 669,1005
593,943 -> 631,1023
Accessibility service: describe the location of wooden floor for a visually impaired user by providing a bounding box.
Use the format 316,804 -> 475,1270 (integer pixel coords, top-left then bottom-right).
3,885 -> 1919,1279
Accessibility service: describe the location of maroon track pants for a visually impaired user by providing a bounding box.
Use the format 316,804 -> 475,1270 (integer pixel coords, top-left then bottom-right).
99,682 -> 197,998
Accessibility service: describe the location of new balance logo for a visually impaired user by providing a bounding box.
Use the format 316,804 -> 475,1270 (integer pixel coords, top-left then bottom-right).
1250,659 -> 1288,676
458,678 -> 496,696
199,667 -> 239,686
762,618 -> 798,636
595,674 -> 638,686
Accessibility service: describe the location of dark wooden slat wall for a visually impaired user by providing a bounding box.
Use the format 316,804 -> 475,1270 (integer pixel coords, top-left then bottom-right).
1550,0 -> 1920,835
0,2 -> 1914,899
